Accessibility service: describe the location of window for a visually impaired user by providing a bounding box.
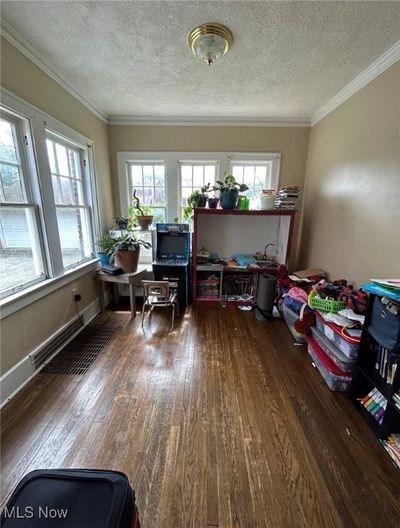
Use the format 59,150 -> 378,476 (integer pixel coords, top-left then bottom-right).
128,162 -> 166,223
47,135 -> 93,268
230,157 -> 280,208
117,152 -> 280,229
0,113 -> 45,298
180,162 -> 217,219
0,92 -> 99,305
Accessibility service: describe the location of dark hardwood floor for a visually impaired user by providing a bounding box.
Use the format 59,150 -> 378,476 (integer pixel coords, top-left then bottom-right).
1,306 -> 399,527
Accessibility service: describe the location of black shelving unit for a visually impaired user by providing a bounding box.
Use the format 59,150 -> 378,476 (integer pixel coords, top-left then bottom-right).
350,292 -> 400,465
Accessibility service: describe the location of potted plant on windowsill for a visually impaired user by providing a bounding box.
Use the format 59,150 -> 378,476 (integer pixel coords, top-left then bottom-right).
109,231 -> 151,273
114,216 -> 130,230
183,184 -> 211,220
129,190 -> 154,230
213,172 -> 249,209
96,232 -> 115,266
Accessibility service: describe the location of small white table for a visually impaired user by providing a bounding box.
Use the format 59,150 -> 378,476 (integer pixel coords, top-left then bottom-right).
95,268 -> 147,318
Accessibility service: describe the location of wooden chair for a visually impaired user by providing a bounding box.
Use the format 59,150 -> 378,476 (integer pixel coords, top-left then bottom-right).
141,280 -> 179,331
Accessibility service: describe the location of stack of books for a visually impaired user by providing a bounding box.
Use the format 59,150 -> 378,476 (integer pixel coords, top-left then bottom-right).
379,434 -> 400,469
274,186 -> 300,210
359,388 -> 387,425
375,345 -> 398,384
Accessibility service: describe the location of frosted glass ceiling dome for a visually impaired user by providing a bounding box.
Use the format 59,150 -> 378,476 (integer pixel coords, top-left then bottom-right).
188,23 -> 233,66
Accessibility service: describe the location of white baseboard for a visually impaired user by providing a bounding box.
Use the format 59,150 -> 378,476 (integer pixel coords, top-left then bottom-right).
0,298 -> 101,408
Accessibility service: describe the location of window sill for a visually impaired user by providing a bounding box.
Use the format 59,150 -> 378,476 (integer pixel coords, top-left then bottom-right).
0,259 -> 99,320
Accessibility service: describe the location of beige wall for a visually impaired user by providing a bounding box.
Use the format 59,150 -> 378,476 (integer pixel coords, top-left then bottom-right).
299,62 -> 400,287
109,124 -> 310,267
1,38 -> 113,375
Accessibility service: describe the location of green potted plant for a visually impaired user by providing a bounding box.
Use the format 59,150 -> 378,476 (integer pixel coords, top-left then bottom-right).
114,216 -> 130,230
213,172 -> 249,209
96,232 -> 115,266
183,184 -> 211,220
129,190 -> 154,230
110,231 -> 151,273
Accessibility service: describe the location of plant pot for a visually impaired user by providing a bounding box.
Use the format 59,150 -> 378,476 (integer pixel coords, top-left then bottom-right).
117,221 -> 128,230
220,189 -> 239,209
196,196 -> 208,208
114,248 -> 140,273
207,197 -> 219,209
137,216 -> 153,230
97,252 -> 109,266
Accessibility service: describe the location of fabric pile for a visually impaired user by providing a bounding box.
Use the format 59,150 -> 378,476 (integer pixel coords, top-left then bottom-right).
197,275 -> 220,299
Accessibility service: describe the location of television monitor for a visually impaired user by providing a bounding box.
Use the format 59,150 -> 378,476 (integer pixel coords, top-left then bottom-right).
158,234 -> 187,259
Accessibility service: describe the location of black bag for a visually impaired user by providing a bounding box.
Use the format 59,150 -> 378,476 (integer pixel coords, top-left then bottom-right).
368,296 -> 400,352
0,469 -> 139,528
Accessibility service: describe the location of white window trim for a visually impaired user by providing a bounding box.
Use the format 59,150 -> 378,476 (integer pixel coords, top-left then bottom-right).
117,151 -> 281,223
0,89 -> 101,310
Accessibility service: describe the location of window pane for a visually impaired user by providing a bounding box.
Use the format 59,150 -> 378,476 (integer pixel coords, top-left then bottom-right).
52,175 -> 62,203
181,187 -> 191,207
0,163 -> 24,202
204,165 -> 216,183
154,165 -> 165,186
151,207 -> 165,223
55,143 -> 69,176
244,166 -> 254,186
232,165 -> 243,181
154,187 -> 165,205
0,118 -> 18,164
60,176 -> 73,204
56,207 -> 92,268
193,166 -> 204,187
0,207 -> 45,295
131,165 -> 142,186
181,165 -> 192,186
143,165 -> 153,186
68,149 -> 80,180
143,187 -> 154,205
46,139 -> 57,173
255,165 -> 267,186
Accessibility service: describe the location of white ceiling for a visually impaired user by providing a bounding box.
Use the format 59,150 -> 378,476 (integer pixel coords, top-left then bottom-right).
1,1 -> 400,123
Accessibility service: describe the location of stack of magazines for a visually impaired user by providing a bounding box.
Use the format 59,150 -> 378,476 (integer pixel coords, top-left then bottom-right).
275,186 -> 300,209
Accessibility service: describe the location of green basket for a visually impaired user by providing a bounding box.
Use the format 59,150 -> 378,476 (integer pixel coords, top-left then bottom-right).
308,290 -> 347,313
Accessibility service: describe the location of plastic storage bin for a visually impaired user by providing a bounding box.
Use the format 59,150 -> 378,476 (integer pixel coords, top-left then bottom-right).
315,311 -> 360,359
282,303 -> 307,344
311,326 -> 356,372
308,336 -> 353,391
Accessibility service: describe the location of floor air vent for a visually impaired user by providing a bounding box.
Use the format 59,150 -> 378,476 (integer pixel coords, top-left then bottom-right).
41,325 -> 118,375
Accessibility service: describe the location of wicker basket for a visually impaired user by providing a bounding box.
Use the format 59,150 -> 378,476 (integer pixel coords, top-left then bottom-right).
308,290 -> 347,313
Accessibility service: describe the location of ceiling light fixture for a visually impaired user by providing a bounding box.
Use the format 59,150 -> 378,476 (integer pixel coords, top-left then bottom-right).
188,23 -> 233,66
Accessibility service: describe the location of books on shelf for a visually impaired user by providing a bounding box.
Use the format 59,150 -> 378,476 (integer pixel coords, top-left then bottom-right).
374,345 -> 398,384
359,388 -> 387,425
379,434 -> 400,469
392,390 -> 400,411
274,186 -> 300,210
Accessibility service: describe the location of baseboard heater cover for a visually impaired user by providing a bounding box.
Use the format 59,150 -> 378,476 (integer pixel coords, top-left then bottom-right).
29,318 -> 82,371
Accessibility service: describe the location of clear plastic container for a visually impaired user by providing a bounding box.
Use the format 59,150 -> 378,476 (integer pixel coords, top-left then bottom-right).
282,304 -> 307,344
308,336 -> 353,391
311,327 -> 356,372
315,311 -> 360,359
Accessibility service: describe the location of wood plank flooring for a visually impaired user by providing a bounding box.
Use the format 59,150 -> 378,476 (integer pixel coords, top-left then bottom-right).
1,306 -> 399,527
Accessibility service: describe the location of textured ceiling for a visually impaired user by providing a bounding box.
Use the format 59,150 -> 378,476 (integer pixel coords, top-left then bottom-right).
1,1 -> 400,120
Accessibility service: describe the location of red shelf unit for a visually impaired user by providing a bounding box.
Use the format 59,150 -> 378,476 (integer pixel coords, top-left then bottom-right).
192,208 -> 296,306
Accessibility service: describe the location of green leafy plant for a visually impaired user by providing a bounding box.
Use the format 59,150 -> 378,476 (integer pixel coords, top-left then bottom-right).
213,171 -> 249,193
96,232 -> 116,254
108,232 -> 151,261
183,184 -> 212,220
114,216 -> 130,229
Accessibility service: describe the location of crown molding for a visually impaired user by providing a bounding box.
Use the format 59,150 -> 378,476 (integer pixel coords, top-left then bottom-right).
1,19 -> 108,123
107,115 -> 311,127
311,40 -> 400,126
